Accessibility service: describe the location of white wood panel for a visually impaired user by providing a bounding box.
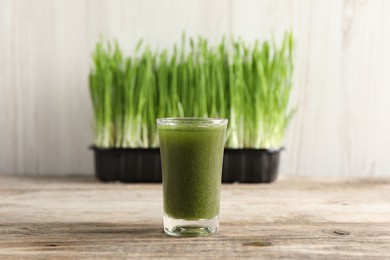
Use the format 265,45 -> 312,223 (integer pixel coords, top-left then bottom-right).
0,0 -> 389,176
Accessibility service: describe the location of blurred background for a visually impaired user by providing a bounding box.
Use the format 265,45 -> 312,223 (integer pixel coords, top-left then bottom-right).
1,0 -> 389,177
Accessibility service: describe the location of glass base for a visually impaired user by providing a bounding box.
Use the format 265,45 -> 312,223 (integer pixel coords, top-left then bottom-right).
163,214 -> 219,237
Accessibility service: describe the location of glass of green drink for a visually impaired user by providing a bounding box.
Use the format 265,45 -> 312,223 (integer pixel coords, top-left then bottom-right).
157,118 -> 228,237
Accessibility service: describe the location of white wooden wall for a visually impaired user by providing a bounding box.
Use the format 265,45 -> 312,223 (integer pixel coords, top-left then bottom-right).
1,0 -> 390,177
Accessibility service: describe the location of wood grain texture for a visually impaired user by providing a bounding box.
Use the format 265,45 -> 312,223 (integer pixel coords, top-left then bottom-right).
1,0 -> 390,176
0,175 -> 389,259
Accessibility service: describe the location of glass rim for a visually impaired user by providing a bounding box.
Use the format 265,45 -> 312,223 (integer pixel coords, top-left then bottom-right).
156,117 -> 228,127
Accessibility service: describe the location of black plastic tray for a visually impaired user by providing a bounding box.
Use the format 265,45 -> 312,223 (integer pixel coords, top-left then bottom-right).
222,148 -> 281,183
92,147 -> 282,183
93,148 -> 162,182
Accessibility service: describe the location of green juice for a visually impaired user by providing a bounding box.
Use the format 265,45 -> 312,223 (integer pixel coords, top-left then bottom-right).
158,121 -> 226,220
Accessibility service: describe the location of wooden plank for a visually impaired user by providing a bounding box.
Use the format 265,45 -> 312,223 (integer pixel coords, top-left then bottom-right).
0,175 -> 389,258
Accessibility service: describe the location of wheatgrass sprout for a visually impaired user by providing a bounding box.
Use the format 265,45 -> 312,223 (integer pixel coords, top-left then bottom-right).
89,31 -> 294,149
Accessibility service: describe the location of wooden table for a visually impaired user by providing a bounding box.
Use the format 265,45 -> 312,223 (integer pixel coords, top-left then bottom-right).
0,175 -> 389,259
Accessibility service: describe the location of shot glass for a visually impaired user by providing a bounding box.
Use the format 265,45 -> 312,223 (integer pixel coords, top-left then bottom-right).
157,118 -> 228,237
